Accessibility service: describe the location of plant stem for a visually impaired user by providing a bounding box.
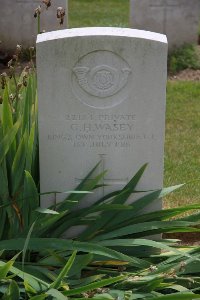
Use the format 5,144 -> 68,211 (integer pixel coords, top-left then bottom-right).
37,14 -> 41,34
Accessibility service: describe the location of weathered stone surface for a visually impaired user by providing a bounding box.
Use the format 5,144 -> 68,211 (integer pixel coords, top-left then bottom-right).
37,28 -> 167,213
0,0 -> 67,51
130,0 -> 200,50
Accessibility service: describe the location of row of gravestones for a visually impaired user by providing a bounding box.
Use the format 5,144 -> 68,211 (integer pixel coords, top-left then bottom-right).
0,0 -> 200,52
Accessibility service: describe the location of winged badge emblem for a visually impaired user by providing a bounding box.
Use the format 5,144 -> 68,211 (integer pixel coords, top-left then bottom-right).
73,64 -> 131,98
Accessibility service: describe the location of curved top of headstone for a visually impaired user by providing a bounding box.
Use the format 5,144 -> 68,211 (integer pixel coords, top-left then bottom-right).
36,27 -> 167,44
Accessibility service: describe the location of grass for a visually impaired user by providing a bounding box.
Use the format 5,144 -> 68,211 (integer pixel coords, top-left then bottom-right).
68,0 -> 129,28
164,81 -> 200,209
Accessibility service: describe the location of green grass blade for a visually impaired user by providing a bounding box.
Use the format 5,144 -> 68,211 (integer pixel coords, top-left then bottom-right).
22,78 -> 32,135
92,220 -> 199,241
4,280 -> 20,300
0,260 -> 49,292
2,85 -> 13,133
23,171 -> 39,229
68,253 -> 93,277
179,211 -> 200,222
105,184 -> 184,231
0,155 -> 9,202
26,122 -> 35,172
22,222 -> 35,270
0,121 -> 20,165
11,130 -> 27,195
2,85 -> 16,170
29,295 -> 47,300
32,211 -> 68,237
58,174 -> 106,212
63,276 -> 125,296
35,207 -> 59,215
50,250 -> 77,289
149,293 -> 200,300
66,161 -> 102,199
0,238 -> 150,268
78,164 -> 148,240
125,204 -> 200,225
98,239 -> 189,256
0,253 -> 20,280
46,289 -> 68,300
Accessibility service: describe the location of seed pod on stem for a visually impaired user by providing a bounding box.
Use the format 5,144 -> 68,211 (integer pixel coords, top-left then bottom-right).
57,7 -> 65,25
1,72 -> 7,89
43,0 -> 51,9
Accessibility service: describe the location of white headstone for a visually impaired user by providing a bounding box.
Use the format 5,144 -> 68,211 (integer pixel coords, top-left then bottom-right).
0,0 -> 68,51
37,28 -> 167,211
130,0 -> 200,50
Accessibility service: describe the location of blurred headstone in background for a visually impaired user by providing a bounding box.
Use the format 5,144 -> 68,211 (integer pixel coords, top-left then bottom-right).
0,0 -> 68,52
130,0 -> 200,50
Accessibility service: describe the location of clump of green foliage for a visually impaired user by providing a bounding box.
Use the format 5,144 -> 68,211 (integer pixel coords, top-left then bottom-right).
0,46 -> 39,240
168,44 -> 200,74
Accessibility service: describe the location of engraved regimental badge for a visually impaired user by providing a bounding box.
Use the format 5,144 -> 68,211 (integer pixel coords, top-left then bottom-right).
72,50 -> 132,109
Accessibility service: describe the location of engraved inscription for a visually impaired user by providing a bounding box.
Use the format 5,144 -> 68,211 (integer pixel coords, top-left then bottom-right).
47,113 -> 155,148
72,51 -> 132,109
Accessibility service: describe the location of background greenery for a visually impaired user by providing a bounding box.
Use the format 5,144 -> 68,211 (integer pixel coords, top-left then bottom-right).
165,82 -> 200,209
69,0 -> 129,28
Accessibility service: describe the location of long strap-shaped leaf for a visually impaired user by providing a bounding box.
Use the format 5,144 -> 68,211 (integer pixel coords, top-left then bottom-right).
0,121 -> 20,165
104,184 -> 184,231
0,260 -> 49,292
0,238 -> 150,268
98,238 -> 191,257
79,164 -> 148,241
63,275 -> 125,297
92,220 -> 200,242
23,171 -> 39,230
2,85 -> 17,174
0,253 -> 19,280
58,161 -> 106,211
0,138 -> 9,203
11,130 -> 28,195
126,203 -> 200,225
149,293 -> 200,300
50,250 -> 77,289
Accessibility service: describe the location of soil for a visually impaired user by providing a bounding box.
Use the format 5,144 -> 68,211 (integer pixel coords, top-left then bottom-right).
164,233 -> 200,246
169,68 -> 200,81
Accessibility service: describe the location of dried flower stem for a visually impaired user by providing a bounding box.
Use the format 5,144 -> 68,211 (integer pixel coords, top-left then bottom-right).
13,72 -> 19,103
34,6 -> 42,34
37,12 -> 41,34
